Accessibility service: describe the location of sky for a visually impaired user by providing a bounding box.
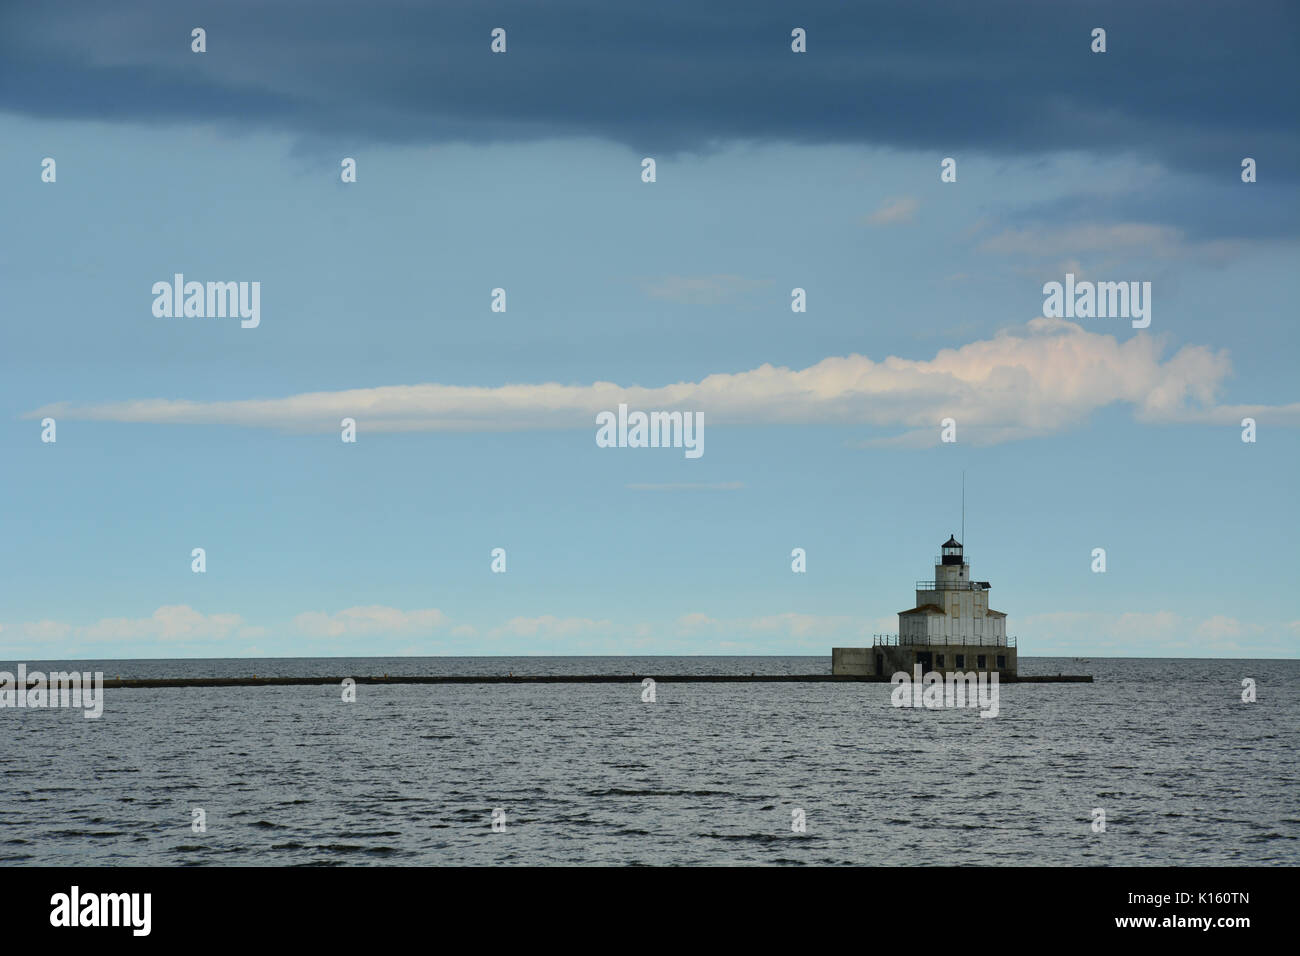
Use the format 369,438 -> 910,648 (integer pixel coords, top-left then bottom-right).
2,0 -> 1298,659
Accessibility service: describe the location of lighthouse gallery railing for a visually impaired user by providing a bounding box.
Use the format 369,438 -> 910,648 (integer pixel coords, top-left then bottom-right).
873,634 -> 1016,647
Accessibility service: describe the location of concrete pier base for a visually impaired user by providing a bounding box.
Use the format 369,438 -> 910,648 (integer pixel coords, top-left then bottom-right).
833,645 -> 1018,677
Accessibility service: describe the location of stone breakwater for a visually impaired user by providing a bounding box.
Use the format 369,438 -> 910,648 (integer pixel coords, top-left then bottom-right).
81,673 -> 1093,689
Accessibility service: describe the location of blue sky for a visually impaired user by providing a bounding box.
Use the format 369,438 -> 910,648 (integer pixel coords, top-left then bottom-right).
2,1 -> 1298,658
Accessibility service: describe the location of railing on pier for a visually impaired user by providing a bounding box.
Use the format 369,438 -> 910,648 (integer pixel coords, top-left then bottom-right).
873,634 -> 1015,647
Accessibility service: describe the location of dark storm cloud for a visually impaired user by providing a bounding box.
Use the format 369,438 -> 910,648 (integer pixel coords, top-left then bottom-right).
2,0 -> 1297,182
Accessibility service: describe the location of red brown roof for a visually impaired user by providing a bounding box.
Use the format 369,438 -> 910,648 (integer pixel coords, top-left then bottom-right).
898,604 -> 946,615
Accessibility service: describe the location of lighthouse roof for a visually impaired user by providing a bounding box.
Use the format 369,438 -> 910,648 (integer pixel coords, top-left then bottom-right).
942,535 -> 962,548
899,604 -> 946,616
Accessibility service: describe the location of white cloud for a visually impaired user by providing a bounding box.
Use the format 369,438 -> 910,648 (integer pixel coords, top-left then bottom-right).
1020,610 -> 1292,656
2,606 -> 264,645
487,616 -> 610,639
675,612 -> 879,641
642,274 -> 772,305
4,605 -> 1293,658
293,606 -> 448,638
865,196 -> 918,225
16,619 -> 72,641
84,605 -> 266,642
29,320 -> 1298,444
978,222 -> 1249,265
980,222 -> 1181,256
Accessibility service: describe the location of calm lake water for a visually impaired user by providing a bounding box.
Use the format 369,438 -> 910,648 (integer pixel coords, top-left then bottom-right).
2,656 -> 1296,865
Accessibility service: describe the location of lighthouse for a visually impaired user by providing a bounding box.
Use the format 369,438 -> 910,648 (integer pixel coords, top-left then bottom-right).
832,535 -> 1017,677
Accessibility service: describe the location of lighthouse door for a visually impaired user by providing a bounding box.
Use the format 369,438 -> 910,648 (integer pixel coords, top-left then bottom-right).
915,651 -> 933,673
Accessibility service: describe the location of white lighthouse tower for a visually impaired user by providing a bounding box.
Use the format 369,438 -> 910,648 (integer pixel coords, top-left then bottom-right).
831,534 -> 1016,677
899,535 -> 1006,645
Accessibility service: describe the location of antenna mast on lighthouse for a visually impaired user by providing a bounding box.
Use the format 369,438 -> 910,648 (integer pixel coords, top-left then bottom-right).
961,471 -> 965,556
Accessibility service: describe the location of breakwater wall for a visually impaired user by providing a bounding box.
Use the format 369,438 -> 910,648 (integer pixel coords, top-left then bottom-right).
89,673 -> 1093,689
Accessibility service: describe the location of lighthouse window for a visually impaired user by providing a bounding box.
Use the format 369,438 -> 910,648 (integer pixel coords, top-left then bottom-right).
936,654 -> 945,668
997,655 -> 1006,669
955,654 -> 965,668
977,654 -> 986,669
